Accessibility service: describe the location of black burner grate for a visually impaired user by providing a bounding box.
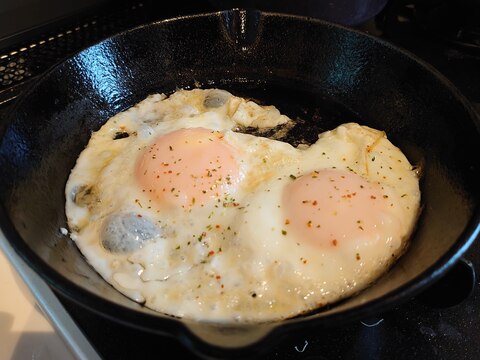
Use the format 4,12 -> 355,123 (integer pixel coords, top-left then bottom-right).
0,0 -> 213,102
0,57 -> 30,88
0,2 -> 142,89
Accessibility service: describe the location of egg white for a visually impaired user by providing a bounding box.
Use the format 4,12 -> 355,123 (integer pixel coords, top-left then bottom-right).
65,88 -> 421,322
226,123 -> 421,319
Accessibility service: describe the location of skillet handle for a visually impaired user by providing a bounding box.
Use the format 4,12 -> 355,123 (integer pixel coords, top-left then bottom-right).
181,321 -> 278,359
221,8 -> 262,51
416,257 -> 476,308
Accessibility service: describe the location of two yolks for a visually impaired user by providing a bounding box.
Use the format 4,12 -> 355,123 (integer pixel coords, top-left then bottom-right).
135,127 -> 395,249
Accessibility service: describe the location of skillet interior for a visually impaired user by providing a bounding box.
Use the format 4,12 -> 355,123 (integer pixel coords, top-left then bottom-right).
0,9 -> 479,360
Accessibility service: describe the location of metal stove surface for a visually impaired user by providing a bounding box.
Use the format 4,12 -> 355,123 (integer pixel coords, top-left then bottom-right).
0,0 -> 479,359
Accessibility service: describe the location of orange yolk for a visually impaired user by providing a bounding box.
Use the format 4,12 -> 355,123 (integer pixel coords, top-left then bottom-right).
135,127 -> 240,209
282,169 -> 400,248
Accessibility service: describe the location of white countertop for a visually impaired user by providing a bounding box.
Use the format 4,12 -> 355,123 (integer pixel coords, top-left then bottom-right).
0,230 -> 101,360
0,248 -> 76,360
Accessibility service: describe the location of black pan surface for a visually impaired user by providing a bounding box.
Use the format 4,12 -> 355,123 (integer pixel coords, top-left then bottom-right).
0,9 -> 479,360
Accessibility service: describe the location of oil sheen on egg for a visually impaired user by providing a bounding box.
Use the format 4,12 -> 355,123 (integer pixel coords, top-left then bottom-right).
65,88 -> 421,323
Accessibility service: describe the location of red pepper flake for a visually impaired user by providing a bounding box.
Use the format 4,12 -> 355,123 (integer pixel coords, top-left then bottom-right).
307,220 -> 312,228
370,195 -> 376,199
215,275 -> 221,279
208,250 -> 215,257
332,239 -> 337,246
223,202 -> 239,208
285,219 -> 290,225
356,253 -> 361,260
312,200 -> 318,206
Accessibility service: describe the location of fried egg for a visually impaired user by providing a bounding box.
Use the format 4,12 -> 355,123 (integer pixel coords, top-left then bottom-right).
65,88 -> 421,323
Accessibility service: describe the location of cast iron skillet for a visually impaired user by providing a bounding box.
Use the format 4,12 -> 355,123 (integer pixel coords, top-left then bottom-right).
0,9 -> 479,360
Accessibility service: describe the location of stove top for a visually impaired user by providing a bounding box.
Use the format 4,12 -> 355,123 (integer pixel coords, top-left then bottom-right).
56,254 -> 479,360
0,0 -> 479,359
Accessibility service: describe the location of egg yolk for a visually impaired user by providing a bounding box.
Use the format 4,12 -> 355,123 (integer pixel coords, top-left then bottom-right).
136,127 -> 241,209
282,169 -> 401,248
